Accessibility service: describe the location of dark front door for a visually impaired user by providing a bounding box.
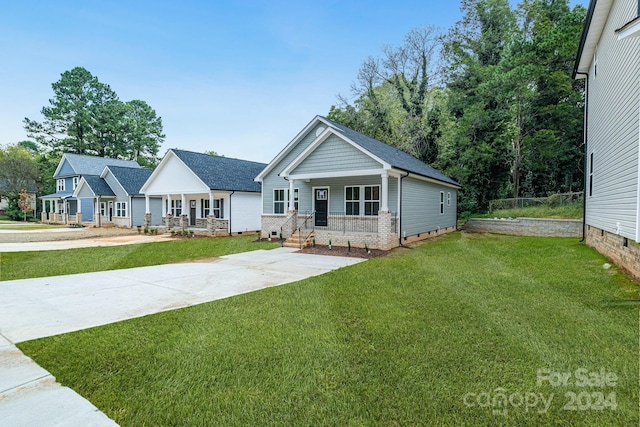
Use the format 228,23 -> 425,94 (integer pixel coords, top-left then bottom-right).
189,200 -> 196,226
314,188 -> 328,227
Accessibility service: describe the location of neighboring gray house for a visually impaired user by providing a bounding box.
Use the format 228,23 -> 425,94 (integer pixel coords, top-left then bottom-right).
140,149 -> 266,234
255,116 -> 460,250
41,153 -> 142,224
574,0 -> 640,278
73,166 -> 162,227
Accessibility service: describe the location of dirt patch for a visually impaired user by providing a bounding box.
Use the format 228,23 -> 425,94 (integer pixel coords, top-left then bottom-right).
0,227 -> 139,243
297,245 -> 389,259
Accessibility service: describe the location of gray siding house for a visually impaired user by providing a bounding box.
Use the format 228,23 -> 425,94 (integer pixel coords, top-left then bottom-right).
73,166 -> 163,227
574,0 -> 640,278
40,153 -> 142,225
256,116 -> 460,250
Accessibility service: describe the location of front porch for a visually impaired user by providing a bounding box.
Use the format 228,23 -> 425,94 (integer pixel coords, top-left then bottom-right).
263,210 -> 398,250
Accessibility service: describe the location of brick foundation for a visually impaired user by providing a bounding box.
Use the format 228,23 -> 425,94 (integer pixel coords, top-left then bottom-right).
586,225 -> 640,282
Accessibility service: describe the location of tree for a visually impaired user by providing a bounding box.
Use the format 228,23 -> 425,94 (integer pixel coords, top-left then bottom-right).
329,27 -> 444,163
17,188 -> 33,221
24,67 -> 164,164
0,145 -> 40,220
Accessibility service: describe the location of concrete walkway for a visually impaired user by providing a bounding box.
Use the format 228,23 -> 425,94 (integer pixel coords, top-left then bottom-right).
0,234 -> 172,251
0,248 -> 364,426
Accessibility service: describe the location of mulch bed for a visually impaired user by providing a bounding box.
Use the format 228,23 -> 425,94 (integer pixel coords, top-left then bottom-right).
297,245 -> 389,259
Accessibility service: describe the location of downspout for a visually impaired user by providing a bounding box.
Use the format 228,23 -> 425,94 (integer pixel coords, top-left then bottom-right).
228,191 -> 235,236
398,171 -> 410,247
575,72 -> 589,242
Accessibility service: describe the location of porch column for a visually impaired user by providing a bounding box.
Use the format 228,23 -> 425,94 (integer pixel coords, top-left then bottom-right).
288,179 -> 296,211
76,198 -> 82,223
181,193 -> 187,220
54,200 -> 58,213
381,172 -> 389,212
162,194 -> 171,218
209,191 -> 215,217
145,195 -> 150,214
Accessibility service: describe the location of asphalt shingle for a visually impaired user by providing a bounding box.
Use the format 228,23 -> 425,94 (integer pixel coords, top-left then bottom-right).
321,117 -> 460,187
171,150 -> 266,193
107,166 -> 153,195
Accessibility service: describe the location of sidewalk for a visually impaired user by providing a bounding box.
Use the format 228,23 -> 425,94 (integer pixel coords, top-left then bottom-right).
0,248 -> 364,426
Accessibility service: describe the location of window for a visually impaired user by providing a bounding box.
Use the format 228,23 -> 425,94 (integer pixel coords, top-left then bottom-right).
289,188 -> 299,211
440,192 -> 445,214
589,152 -> 594,197
115,202 -> 128,217
57,179 -> 65,192
167,199 -> 182,215
364,186 -> 380,216
72,177 -> 79,190
213,199 -> 223,218
274,189 -> 285,214
346,186 -> 360,215
100,202 -> 106,216
447,192 -> 451,206
345,185 -> 380,216
202,199 -> 210,217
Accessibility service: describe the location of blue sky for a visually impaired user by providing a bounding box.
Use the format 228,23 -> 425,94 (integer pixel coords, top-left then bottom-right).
0,1 -> 585,163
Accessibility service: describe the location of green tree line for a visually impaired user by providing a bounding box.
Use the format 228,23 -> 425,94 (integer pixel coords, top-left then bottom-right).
329,0 -> 586,214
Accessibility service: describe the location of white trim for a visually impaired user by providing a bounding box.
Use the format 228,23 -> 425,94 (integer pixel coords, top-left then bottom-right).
273,188 -> 287,215
255,115 -> 325,181
288,168 -> 387,181
618,17 -> 640,40
344,184 -> 380,216
403,172 -> 462,189
52,154 -> 70,178
280,126 -> 390,177
101,166 -> 129,196
140,149 -> 209,194
440,191 -> 445,215
72,178 -> 89,197
575,0 -> 614,76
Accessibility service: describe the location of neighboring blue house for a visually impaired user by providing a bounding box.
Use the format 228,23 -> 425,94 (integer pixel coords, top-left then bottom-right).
40,153 -> 142,225
255,116 -> 461,250
73,165 -> 163,227
140,149 -> 266,234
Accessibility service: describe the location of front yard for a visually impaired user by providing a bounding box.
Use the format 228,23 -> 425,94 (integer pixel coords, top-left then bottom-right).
18,233 -> 639,426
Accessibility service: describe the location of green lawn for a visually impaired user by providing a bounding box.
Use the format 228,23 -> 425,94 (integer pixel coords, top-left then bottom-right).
471,203 -> 583,220
0,236 -> 279,281
18,233 -> 639,426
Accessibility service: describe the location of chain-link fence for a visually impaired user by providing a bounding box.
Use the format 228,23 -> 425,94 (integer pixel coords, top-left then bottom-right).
488,192 -> 583,212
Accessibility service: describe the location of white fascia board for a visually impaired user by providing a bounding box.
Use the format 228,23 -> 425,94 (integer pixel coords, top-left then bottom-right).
618,17 -> 640,40
576,0 -> 614,75
288,168 -> 388,181
140,150 -> 175,193
404,171 -> 461,189
256,115 -> 324,181
52,154 -> 69,178
280,129 -> 390,178
72,177 -> 93,198
279,126 -> 335,176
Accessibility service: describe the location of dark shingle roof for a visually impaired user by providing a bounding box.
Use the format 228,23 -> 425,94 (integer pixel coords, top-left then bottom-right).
108,166 -> 153,195
83,176 -> 115,197
321,117 -> 460,187
58,153 -> 141,177
171,149 -> 266,193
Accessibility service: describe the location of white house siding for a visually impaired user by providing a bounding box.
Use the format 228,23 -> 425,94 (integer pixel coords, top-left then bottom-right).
262,123 -> 326,213
291,134 -> 382,174
401,177 -> 456,237
144,155 -> 208,195
586,0 -> 640,240
229,192 -> 261,232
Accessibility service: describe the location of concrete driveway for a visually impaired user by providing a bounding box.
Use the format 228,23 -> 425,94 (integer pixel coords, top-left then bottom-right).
0,247 -> 364,426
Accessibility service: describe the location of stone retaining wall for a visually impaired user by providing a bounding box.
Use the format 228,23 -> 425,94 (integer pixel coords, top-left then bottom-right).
464,217 -> 582,238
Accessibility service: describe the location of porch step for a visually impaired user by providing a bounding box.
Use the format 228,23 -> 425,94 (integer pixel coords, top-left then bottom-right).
284,231 -> 315,248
